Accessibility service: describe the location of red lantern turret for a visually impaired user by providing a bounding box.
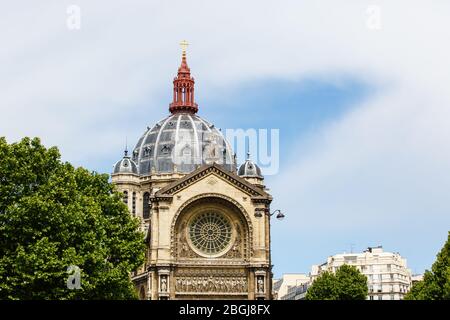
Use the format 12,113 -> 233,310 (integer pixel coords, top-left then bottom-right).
169,40 -> 198,114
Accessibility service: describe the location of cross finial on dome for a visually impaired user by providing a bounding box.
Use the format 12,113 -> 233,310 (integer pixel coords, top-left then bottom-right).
246,151 -> 251,161
124,137 -> 128,157
178,40 -> 190,72
180,40 -> 189,55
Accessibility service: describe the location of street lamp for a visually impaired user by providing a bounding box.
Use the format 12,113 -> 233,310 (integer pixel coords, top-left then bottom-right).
254,208 -> 285,220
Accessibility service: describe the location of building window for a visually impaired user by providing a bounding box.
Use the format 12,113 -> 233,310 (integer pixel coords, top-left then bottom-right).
369,296 -> 374,300
189,212 -> 233,255
387,264 -> 391,271
123,191 -> 128,205
132,192 -> 136,215
390,295 -> 395,300
369,285 -> 373,293
378,295 -> 382,300
143,192 -> 150,219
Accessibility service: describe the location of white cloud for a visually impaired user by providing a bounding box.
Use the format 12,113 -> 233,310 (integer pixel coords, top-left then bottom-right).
1,0 -> 449,272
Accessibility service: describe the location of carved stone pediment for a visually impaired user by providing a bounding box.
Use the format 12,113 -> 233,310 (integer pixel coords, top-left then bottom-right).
154,163 -> 271,203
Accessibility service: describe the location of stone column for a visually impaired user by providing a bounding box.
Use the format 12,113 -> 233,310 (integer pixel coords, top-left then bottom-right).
146,271 -> 152,300
248,270 -> 255,300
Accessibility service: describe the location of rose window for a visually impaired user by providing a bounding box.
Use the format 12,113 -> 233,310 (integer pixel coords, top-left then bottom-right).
188,212 -> 232,255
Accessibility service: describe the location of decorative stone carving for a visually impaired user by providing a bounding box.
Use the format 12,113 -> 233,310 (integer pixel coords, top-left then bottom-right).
176,213 -> 245,260
157,165 -> 269,199
222,227 -> 243,259
175,269 -> 248,293
177,221 -> 200,258
175,276 -> 247,293
171,194 -> 253,259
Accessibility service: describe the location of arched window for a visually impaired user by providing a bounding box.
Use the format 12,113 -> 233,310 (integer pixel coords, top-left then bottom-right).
143,192 -> 150,219
123,191 -> 128,205
132,192 -> 136,216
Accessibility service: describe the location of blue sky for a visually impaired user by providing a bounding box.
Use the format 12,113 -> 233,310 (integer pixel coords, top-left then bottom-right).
1,1 -> 450,278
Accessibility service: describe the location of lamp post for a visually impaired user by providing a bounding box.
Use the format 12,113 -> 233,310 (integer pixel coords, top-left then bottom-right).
254,207 -> 285,299
254,208 -> 285,220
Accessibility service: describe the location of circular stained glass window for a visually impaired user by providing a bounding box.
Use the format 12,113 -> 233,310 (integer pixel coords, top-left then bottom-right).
189,212 -> 232,255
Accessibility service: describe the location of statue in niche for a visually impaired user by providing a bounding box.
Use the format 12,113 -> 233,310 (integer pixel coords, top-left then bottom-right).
257,277 -> 264,293
160,276 -> 167,292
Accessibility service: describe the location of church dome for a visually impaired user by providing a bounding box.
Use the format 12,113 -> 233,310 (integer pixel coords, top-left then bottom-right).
131,113 -> 235,175
113,150 -> 139,175
238,153 -> 262,178
127,44 -> 235,176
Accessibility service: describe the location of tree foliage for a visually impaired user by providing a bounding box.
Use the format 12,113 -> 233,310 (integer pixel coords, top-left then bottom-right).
306,265 -> 368,300
405,232 -> 450,300
305,271 -> 338,300
0,137 -> 145,299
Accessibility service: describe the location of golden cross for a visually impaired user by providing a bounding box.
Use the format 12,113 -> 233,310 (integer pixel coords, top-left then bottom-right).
180,40 -> 189,53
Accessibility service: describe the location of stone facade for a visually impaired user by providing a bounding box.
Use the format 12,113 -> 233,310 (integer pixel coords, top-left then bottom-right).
113,164 -> 273,300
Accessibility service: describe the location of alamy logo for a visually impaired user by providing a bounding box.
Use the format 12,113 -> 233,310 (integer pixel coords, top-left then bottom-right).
169,127 -> 280,176
66,265 -> 81,290
226,128 -> 279,175
66,5 -> 81,30
366,5 -> 382,30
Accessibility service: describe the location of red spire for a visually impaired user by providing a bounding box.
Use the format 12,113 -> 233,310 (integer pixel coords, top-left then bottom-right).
169,40 -> 198,114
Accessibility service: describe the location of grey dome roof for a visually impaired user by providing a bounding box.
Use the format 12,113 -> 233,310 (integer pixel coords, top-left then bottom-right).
238,153 -> 262,178
113,151 -> 138,175
131,112 -> 236,175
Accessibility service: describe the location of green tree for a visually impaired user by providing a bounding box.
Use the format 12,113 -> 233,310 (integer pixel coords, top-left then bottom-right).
0,137 -> 145,299
335,264 -> 368,300
305,271 -> 337,300
405,232 -> 450,300
306,265 -> 368,300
